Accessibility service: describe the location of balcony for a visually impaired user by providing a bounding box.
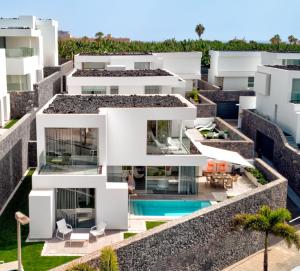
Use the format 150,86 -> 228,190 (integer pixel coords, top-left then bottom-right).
6,47 -> 37,58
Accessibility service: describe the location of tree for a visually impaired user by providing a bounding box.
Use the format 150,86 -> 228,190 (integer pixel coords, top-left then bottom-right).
270,34 -> 282,45
288,35 -> 298,44
95,31 -> 104,40
195,24 -> 205,39
233,205 -> 300,271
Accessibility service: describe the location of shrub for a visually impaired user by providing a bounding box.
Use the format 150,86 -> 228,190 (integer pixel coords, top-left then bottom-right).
67,263 -> 96,271
246,167 -> 268,185
99,246 -> 119,271
188,89 -> 199,103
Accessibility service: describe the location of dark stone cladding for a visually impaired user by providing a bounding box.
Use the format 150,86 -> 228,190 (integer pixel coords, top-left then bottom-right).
50,159 -> 287,271
190,94 -> 217,118
241,109 -> 300,195
43,95 -> 187,114
73,69 -> 172,77
265,65 -> 300,71
0,110 -> 37,211
200,89 -> 255,102
80,52 -> 152,56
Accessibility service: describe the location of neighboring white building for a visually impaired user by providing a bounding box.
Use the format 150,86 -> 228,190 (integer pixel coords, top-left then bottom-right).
0,15 -> 58,92
208,50 -> 300,91
29,94 -> 207,239
0,49 -> 10,126
254,65 -> 300,144
72,52 -> 202,92
67,69 -> 186,96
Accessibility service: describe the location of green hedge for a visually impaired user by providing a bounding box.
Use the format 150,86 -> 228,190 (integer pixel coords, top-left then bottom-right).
246,167 -> 268,185
59,39 -> 300,66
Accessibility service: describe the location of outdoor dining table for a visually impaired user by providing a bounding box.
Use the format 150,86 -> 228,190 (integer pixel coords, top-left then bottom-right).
211,173 -> 233,188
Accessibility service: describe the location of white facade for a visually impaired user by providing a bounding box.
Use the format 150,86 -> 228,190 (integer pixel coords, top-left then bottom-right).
72,52 -> 202,93
0,49 -> 10,126
29,94 -> 207,239
254,65 -> 300,143
67,69 -> 186,96
0,15 -> 58,92
208,50 -> 300,91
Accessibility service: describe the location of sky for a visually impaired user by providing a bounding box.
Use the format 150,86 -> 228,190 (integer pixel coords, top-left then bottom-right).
1,0 -> 300,42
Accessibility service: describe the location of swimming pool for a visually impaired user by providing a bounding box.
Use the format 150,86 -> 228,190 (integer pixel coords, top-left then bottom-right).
130,200 -> 211,217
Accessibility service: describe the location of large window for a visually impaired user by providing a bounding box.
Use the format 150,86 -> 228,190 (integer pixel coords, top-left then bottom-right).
145,86 -> 161,94
248,77 -> 254,88
7,74 -> 30,91
81,86 -> 106,94
43,128 -> 98,173
56,188 -> 95,228
291,79 -> 300,103
134,62 -> 151,70
82,62 -> 108,70
283,59 -> 300,66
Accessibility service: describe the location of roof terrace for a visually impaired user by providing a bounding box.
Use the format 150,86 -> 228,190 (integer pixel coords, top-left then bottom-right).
265,65 -> 300,71
72,69 -> 172,77
43,94 -> 187,114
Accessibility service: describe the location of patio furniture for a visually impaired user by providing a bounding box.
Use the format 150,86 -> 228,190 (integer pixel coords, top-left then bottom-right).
195,121 -> 213,130
0,260 -> 18,271
90,222 -> 106,239
203,161 -> 216,175
198,123 -> 216,132
67,233 -> 89,246
156,179 -> 169,193
56,219 -> 73,240
216,162 -> 228,173
166,137 -> 180,151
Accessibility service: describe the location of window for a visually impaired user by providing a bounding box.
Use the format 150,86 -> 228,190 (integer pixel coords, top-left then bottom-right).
134,62 -> 151,69
7,74 -> 30,91
81,86 -> 106,94
145,86 -> 161,94
283,59 -> 300,66
248,77 -> 254,88
82,62 -> 107,70
291,79 -> 300,103
110,86 -> 119,94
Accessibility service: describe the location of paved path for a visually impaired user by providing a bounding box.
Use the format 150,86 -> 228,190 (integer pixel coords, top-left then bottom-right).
223,238 -> 300,271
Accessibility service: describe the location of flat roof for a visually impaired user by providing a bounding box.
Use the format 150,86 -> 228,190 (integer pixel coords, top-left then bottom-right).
80,52 -> 152,56
43,95 -> 187,114
72,69 -> 172,77
265,65 -> 300,71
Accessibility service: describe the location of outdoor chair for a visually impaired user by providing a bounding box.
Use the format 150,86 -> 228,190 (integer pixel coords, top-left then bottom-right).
56,219 -> 73,240
195,121 -> 213,130
198,123 -> 216,132
90,222 -> 106,239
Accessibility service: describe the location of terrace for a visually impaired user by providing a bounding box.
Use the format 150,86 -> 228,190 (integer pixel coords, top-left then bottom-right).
72,69 -> 172,77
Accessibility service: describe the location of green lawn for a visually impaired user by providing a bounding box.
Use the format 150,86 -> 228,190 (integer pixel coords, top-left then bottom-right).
123,232 -> 137,239
0,168 -> 77,271
4,119 -> 19,129
145,221 -> 166,230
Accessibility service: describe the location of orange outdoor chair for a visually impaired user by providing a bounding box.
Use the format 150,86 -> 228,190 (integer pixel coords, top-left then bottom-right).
216,162 -> 228,173
204,161 -> 216,174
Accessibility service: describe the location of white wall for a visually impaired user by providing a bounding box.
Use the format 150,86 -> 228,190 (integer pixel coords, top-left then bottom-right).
223,77 -> 249,90
0,49 -> 10,126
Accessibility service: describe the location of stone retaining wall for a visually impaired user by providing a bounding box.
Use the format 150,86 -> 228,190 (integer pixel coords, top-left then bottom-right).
51,159 -> 287,271
195,94 -> 217,117
0,110 -> 37,211
241,109 -> 300,194
198,79 -> 220,91
201,117 -> 254,159
201,90 -> 255,102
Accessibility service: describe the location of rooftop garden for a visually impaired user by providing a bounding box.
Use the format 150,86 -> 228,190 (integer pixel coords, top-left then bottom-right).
0,169 -> 77,271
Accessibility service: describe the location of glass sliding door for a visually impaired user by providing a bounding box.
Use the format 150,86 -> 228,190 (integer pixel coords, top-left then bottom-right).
179,166 -> 196,195
56,188 -> 95,228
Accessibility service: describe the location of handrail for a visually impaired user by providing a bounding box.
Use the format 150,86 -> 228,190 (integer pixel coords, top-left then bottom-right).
289,216 -> 300,223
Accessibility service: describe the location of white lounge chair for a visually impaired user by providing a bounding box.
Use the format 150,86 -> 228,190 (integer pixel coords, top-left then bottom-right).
195,121 -> 213,130
166,137 -> 180,151
198,123 -> 216,132
56,219 -> 73,240
90,222 -> 106,239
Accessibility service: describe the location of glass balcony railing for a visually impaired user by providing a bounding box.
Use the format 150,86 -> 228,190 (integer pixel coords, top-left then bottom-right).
5,47 -> 37,58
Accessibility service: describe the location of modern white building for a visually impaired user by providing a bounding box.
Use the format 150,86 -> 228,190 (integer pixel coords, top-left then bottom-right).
208,50 -> 300,91
0,15 -> 58,92
254,64 -> 300,144
67,69 -> 186,96
28,94 -> 208,239
0,49 -> 10,126
72,52 -> 202,93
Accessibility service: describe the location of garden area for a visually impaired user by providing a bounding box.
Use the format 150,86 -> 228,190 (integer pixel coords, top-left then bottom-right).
0,169 -> 77,271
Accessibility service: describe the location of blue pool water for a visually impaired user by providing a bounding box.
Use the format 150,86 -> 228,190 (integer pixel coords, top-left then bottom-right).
130,200 -> 211,217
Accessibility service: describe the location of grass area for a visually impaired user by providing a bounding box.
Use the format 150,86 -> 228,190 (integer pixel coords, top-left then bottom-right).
123,232 -> 137,239
4,119 -> 19,129
146,221 -> 166,230
0,168 -> 77,271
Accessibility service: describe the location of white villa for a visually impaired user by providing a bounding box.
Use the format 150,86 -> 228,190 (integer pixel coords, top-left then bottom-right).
0,49 -> 10,126
68,52 -> 202,95
208,50 -> 300,91
0,15 -> 58,92
28,94 -> 252,239
255,64 -> 300,144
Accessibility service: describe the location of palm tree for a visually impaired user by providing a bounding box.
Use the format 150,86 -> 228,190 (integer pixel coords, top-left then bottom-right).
288,35 -> 298,44
270,34 -> 282,45
195,24 -> 205,39
95,31 -> 104,40
233,205 -> 300,271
